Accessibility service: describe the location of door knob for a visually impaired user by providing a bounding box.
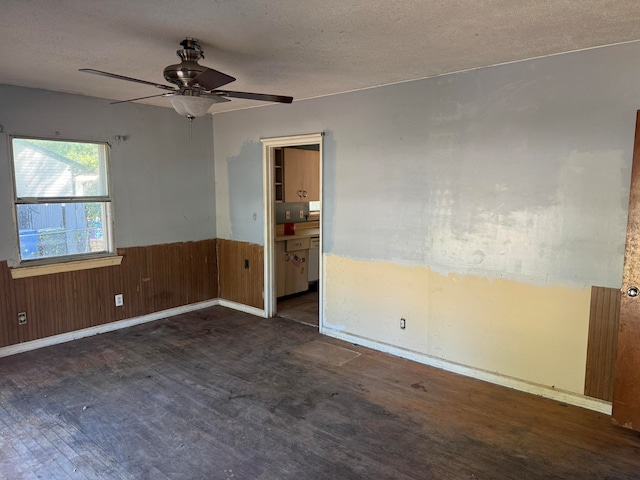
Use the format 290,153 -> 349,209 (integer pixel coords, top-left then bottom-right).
628,286 -> 639,297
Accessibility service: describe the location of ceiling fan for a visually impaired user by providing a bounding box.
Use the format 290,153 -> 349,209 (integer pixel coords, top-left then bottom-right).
80,38 -> 293,119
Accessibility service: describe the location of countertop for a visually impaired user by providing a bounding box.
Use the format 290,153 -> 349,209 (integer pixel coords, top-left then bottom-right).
275,228 -> 320,242
275,221 -> 320,242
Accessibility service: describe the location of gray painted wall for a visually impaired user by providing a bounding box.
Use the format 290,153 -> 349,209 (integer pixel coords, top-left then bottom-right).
213,41 -> 640,289
0,84 -> 215,263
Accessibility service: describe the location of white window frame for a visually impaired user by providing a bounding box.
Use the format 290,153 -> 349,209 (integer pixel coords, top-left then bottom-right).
8,135 -> 119,277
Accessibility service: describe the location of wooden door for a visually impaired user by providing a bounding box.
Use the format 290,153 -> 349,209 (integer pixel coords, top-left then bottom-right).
613,110 -> 640,430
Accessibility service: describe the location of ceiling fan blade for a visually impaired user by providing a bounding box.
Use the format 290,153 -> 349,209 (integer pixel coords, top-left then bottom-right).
110,92 -> 176,105
79,68 -> 176,91
214,90 -> 293,103
188,68 -> 236,90
201,93 -> 231,103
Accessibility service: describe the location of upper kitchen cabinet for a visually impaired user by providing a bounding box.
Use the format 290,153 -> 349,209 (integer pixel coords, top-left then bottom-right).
281,147 -> 320,202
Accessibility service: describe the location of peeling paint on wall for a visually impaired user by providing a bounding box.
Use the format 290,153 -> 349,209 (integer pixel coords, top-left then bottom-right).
215,41 -> 636,287
213,41 -> 640,393
324,254 -> 591,394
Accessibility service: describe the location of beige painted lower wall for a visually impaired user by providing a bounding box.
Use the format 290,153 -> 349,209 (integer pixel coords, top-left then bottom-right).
323,254 -> 591,394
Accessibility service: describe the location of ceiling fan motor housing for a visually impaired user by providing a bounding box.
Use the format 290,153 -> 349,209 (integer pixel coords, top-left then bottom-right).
163,38 -> 207,89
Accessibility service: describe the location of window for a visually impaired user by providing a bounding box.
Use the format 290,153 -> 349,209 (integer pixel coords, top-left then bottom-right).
309,200 -> 321,212
11,137 -> 113,263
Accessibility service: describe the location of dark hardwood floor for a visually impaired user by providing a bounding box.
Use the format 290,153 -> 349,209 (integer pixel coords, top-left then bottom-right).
1,306 -> 639,479
276,288 -> 319,327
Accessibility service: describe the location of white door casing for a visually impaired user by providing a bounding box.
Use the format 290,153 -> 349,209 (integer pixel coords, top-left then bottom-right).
261,133 -> 323,325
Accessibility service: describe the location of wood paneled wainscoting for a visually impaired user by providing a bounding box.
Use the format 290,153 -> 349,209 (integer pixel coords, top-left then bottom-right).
217,238 -> 264,310
584,286 -> 621,402
0,239 -> 218,348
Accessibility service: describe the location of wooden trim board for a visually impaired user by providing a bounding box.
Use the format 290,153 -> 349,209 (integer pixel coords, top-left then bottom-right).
10,255 -> 123,279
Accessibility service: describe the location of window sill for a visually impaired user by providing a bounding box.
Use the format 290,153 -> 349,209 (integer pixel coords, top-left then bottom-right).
10,255 -> 123,279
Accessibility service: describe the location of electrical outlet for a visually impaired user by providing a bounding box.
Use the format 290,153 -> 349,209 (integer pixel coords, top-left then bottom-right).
18,312 -> 27,325
286,210 -> 291,220
299,210 -> 304,219
115,294 -> 123,307
400,318 -> 406,329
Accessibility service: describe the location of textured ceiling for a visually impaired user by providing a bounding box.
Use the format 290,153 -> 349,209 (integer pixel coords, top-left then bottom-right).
2,1 -> 640,114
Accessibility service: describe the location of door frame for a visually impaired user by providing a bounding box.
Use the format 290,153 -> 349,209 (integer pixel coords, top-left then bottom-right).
261,133 -> 324,324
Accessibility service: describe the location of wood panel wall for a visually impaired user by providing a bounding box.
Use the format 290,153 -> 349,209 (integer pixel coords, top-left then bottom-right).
584,286 -> 621,401
217,239 -> 264,310
0,239 -> 218,348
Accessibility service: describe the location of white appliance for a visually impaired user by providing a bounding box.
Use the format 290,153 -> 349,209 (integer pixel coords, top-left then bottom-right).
308,236 -> 319,282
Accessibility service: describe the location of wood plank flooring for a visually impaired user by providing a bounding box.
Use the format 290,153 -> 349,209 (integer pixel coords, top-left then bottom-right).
1,306 -> 639,479
277,289 -> 319,327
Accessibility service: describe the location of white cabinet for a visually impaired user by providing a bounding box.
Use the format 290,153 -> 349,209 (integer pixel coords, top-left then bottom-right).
308,236 -> 319,282
276,239 -> 309,297
275,241 -> 287,298
285,249 -> 309,295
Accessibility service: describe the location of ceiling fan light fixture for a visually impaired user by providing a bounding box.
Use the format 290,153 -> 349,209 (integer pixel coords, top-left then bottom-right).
169,95 -> 220,118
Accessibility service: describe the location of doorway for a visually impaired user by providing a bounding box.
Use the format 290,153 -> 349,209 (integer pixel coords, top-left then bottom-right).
261,133 -> 323,328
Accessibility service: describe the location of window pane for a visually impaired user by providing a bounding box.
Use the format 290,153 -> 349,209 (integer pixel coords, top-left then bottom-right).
17,203 -> 109,260
309,200 -> 321,212
12,138 -> 108,198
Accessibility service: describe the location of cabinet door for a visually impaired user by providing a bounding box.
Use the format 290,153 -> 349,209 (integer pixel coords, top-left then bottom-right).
304,150 -> 320,202
283,148 -> 304,202
285,249 -> 309,295
283,148 -> 320,202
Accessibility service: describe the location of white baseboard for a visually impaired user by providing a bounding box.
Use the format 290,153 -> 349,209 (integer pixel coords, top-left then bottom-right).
3,301 -> 608,416
0,299 -> 220,359
321,327 -> 612,415
217,299 -> 267,318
